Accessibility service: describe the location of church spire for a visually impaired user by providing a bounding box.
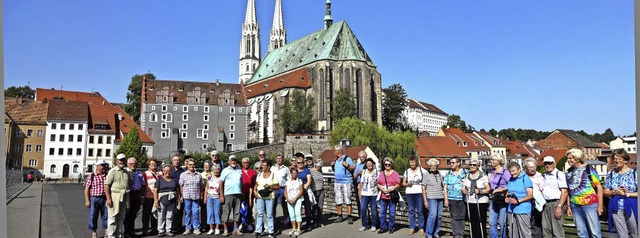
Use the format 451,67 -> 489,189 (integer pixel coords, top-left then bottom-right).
239,0 -> 261,84
324,0 -> 333,30
269,0 -> 286,52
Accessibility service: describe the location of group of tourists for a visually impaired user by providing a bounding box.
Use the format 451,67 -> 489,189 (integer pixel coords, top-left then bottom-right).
83,145 -> 638,238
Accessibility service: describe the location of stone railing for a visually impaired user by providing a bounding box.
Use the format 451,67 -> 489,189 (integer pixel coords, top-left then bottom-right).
6,169 -> 23,187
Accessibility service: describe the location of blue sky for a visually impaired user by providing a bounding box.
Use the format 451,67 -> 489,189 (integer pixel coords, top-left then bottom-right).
5,1 -> 635,136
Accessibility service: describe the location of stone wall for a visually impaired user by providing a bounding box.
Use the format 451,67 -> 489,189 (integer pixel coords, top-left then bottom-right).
284,134 -> 331,159
233,143 -> 285,157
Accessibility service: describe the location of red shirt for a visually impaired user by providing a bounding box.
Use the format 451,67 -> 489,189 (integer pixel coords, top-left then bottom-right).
143,170 -> 161,198
241,168 -> 257,194
84,173 -> 106,197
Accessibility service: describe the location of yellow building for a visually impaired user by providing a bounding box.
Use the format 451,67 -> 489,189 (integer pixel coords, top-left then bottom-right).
5,99 -> 48,173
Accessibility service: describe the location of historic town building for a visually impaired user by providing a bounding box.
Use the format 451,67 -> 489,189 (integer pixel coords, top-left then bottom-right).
4,98 -> 48,172
401,98 -> 448,136
42,99 -> 88,179
242,0 -> 383,144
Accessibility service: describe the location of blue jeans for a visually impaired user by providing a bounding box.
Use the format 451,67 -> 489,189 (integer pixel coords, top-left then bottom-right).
379,199 -> 396,230
406,193 -> 424,230
570,203 -> 601,238
256,198 -> 275,234
207,197 -> 221,225
489,201 -> 507,238
360,195 -> 378,228
426,199 -> 443,237
184,199 -> 200,230
273,188 -> 288,222
88,196 -> 108,231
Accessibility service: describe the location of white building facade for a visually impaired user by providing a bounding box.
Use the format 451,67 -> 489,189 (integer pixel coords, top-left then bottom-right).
43,121 -> 88,179
402,99 -> 448,136
610,136 -> 637,153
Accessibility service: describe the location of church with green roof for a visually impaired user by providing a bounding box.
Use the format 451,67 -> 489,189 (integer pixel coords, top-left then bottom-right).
242,0 -> 382,144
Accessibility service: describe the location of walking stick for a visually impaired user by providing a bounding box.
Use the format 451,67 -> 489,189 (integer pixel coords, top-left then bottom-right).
466,195 -> 473,238
475,194 -> 484,238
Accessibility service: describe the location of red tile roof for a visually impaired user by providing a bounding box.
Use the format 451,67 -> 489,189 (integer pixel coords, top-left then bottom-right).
504,140 -> 539,159
35,88 -> 154,144
47,99 -> 89,121
441,128 -> 491,152
244,68 -> 312,98
318,146 -> 368,166
538,148 -> 568,166
596,142 -> 610,149
407,99 -> 447,115
415,136 -> 469,158
4,99 -> 48,124
143,79 -> 247,106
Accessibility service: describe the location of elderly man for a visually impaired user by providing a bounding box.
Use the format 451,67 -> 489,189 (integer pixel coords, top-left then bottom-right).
524,157 -> 544,238
254,150 -> 267,173
330,145 -> 355,224
220,155 -> 244,237
105,153 -> 133,238
124,157 -> 145,237
170,155 -> 186,233
84,160 -> 110,238
210,150 -> 224,169
352,151 -> 368,220
180,158 -> 204,235
540,156 -> 568,237
270,153 -> 290,228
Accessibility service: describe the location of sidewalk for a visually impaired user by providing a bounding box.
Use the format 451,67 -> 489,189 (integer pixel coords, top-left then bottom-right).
7,183 -> 42,238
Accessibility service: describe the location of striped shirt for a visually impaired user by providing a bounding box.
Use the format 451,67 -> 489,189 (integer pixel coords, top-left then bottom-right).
143,170 -> 160,198
85,173 -> 106,197
424,171 -> 445,199
179,171 -> 204,200
310,169 -> 324,191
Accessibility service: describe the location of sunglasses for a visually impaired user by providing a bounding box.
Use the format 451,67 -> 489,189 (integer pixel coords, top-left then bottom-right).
188,164 -> 195,166
543,162 -> 554,165
297,162 -> 305,164
259,154 -> 266,157
469,164 -> 478,167
384,163 -> 392,166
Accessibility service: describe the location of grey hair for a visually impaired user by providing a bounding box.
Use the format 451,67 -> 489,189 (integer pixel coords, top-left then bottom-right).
491,153 -> 505,165
524,157 -> 537,168
242,157 -> 250,162
212,164 -> 221,171
127,157 -> 137,163
428,158 -> 440,166
162,164 -> 173,170
315,159 -> 324,167
507,161 -> 521,170
469,158 -> 480,165
334,145 -> 344,153
358,151 -> 367,157
566,148 -> 585,163
383,157 -> 394,164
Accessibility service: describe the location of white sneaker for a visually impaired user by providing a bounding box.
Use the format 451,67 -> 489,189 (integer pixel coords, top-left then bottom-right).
370,227 -> 377,232
207,230 -> 215,235
214,229 -> 220,235
359,227 -> 367,232
288,230 -> 294,236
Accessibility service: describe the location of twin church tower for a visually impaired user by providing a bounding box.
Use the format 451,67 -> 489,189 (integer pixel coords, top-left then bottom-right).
239,0 -> 288,84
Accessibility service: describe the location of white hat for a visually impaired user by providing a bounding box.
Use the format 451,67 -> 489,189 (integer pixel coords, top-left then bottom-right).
116,153 -> 127,160
97,160 -> 109,165
305,154 -> 313,158
210,150 -> 218,155
543,156 -> 555,163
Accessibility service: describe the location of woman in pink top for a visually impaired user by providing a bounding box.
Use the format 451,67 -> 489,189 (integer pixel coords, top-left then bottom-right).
377,157 -> 400,234
141,158 -> 161,236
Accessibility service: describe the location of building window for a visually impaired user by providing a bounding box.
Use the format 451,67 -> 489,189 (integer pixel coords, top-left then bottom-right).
51,123 -> 57,129
69,135 -> 74,142
203,133 -> 208,140
50,165 -> 56,173
76,148 -> 81,156
36,145 -> 42,152
197,129 -> 204,138
61,123 -> 66,130
181,132 -> 188,139
203,124 -> 209,131
29,160 -> 37,167
194,106 -> 198,111
59,134 -> 65,142
27,129 -> 33,137
162,105 -> 167,112
106,149 -> 111,157
230,125 -> 235,131
26,145 -> 32,152
161,131 -> 169,139
98,136 -> 104,144
226,143 -> 233,152
230,108 -> 236,114
88,149 -> 94,157
69,124 -> 75,130
239,108 -> 243,112
151,106 -> 156,110
37,130 -> 43,137
202,143 -> 208,150
161,123 -> 167,129
203,115 -> 209,122
50,134 -> 56,142
58,148 -> 64,156
67,148 -> 73,156
148,128 -> 153,137
150,113 -> 158,122
230,116 -> 235,122
182,114 -> 188,121
77,135 -> 83,142
97,149 -> 102,157
78,124 -> 83,130
183,106 -> 188,112
106,137 -> 111,144
89,136 -> 94,144
174,106 -> 178,111
219,107 -> 223,112
182,123 -> 188,130
204,106 -> 209,113
166,114 -> 173,122
49,148 -> 55,155
229,133 -> 235,139
73,165 -> 79,173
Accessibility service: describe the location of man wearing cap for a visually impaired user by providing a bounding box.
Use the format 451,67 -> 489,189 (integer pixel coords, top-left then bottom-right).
541,156 -> 568,237
84,160 -> 109,238
105,153 -> 133,238
330,145 -> 355,224
270,153 -> 290,228
220,155 -> 244,236
210,150 -> 225,169
124,157 -> 145,237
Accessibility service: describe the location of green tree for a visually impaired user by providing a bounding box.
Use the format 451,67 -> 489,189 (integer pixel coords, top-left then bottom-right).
332,89 -> 356,121
114,128 -> 148,168
5,85 -> 35,98
125,73 -> 156,124
382,84 -> 408,131
281,90 -> 316,134
556,156 -> 567,171
489,128 -> 498,136
599,128 -> 616,143
444,114 -> 474,133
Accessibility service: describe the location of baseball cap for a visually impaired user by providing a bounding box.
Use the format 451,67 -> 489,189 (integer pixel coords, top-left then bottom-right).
543,156 -> 555,163
228,155 -> 238,161
97,160 -> 109,165
305,154 -> 313,160
116,153 -> 127,160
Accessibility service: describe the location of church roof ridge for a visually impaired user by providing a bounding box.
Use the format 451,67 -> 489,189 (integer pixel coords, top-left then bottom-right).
246,20 -> 375,85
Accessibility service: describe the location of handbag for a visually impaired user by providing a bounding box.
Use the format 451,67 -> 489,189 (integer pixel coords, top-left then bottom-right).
258,189 -> 272,197
491,170 -> 508,205
383,170 -> 400,204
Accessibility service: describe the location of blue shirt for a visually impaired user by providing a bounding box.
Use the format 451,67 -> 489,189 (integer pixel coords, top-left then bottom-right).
604,169 -> 638,211
297,168 -> 311,185
333,155 -> 354,184
354,162 -> 366,183
220,166 -> 242,195
444,169 -> 466,201
130,169 -> 145,191
171,167 -> 185,180
507,172 -> 533,214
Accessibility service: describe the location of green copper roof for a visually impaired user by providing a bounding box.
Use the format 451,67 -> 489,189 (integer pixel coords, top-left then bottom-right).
246,20 -> 375,85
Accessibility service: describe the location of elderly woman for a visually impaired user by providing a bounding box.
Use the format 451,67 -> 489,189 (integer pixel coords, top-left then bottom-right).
294,154 -> 314,231
506,162 -> 534,238
377,157 -> 400,234
443,157 -> 466,238
488,153 -> 510,238
359,158 -> 379,232
604,149 -> 637,238
199,161 -> 213,233
424,158 -> 445,238
524,157 -> 544,238
566,148 -> 603,238
402,156 -> 426,235
204,164 -> 222,235
310,159 -> 326,228
154,164 -> 182,237
462,159 -> 490,238
254,160 -> 280,238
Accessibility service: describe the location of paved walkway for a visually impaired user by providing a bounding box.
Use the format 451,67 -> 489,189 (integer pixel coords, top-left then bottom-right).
7,183 -> 41,238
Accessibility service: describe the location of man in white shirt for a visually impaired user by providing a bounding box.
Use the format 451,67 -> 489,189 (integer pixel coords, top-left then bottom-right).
540,156 -> 568,238
270,153 -> 291,227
